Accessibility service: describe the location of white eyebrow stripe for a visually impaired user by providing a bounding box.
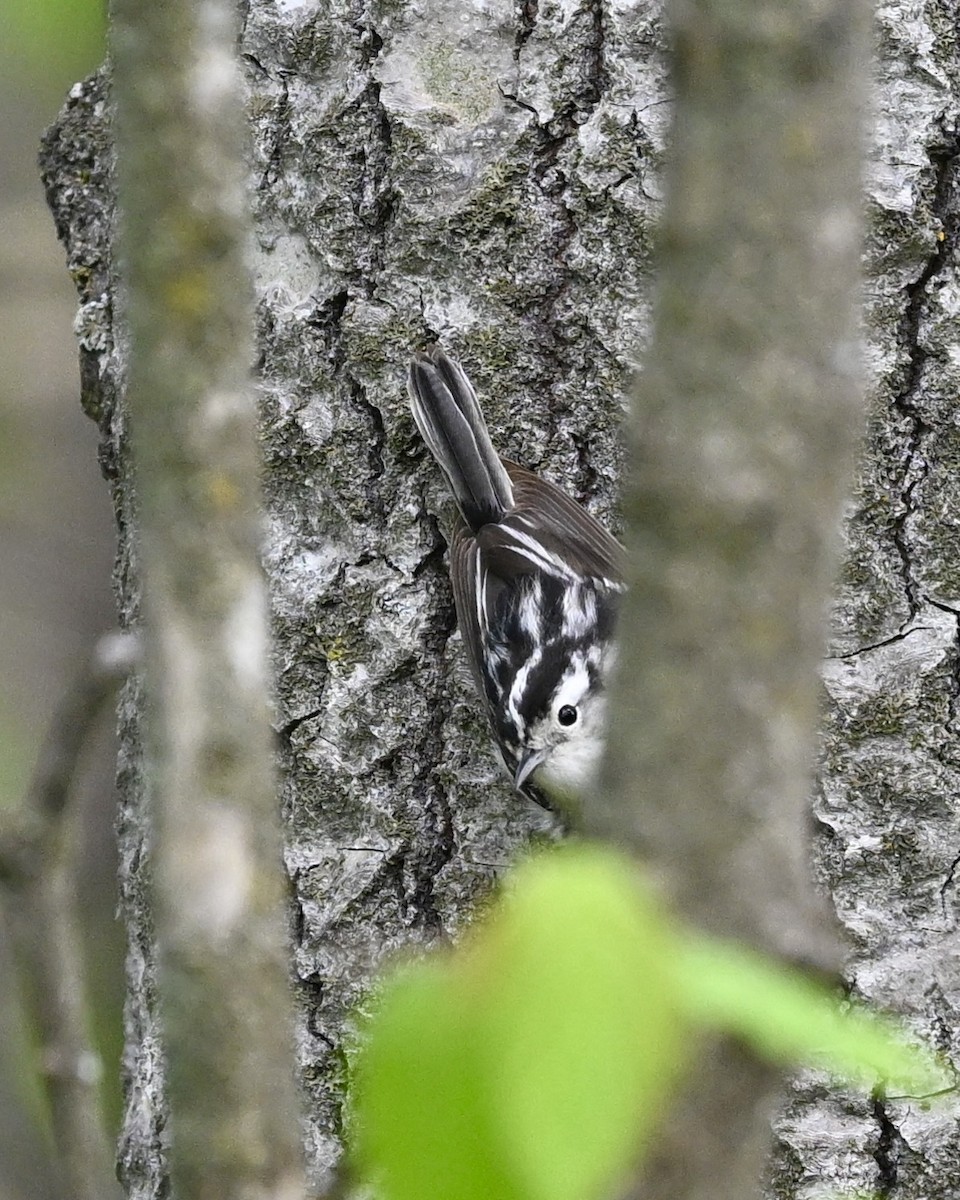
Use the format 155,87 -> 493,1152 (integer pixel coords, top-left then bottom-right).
553,655 -> 592,710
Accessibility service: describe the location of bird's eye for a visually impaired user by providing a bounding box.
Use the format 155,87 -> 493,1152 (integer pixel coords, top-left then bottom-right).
557,705 -> 578,727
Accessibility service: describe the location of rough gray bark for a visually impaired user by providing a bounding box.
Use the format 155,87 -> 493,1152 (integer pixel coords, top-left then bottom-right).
38,0 -> 960,1198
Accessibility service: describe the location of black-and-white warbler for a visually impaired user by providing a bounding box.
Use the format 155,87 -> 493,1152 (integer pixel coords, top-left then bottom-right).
408,346 -> 624,808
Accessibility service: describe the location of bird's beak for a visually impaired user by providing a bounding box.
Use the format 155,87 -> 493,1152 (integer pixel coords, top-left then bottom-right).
514,749 -> 545,792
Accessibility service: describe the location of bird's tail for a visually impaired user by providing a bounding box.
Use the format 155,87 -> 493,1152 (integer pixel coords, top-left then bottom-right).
407,346 -> 514,530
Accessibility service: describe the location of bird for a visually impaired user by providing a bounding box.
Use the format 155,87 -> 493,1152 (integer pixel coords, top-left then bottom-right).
407,345 -> 624,811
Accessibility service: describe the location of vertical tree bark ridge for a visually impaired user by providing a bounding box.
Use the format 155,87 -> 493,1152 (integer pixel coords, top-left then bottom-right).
594,2 -> 869,1198
39,69 -> 161,1200
110,1 -> 305,1197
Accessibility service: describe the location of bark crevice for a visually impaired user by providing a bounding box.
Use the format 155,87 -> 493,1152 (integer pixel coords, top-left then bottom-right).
890,130 -> 960,616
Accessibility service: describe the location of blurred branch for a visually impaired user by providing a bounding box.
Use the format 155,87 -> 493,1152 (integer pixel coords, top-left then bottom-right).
111,0 -> 307,1196
26,632 -> 137,825
595,1 -> 870,1198
0,630 -> 136,1200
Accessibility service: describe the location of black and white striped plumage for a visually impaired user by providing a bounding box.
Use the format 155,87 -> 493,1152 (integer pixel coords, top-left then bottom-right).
408,346 -> 624,807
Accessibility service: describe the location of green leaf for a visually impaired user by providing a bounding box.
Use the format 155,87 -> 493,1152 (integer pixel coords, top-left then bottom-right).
471,846 -> 686,1200
353,962 -> 525,1200
675,935 -> 951,1094
355,847 -> 689,1200
355,844 -> 949,1200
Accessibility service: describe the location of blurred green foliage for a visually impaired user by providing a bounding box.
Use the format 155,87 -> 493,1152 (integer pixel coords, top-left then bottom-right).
357,848 -> 684,1200
2,0 -> 106,93
356,846 -> 950,1200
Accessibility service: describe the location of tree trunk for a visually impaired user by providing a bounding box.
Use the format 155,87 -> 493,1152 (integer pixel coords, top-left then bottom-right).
39,0 -> 960,1196
770,3 -> 960,1192
596,2 -> 869,1197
